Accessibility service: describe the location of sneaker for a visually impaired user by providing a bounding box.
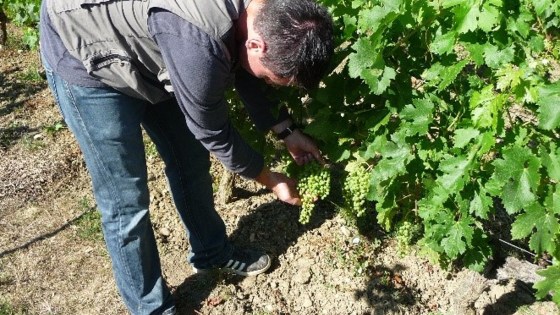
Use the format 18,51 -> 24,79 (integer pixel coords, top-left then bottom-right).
194,247 -> 271,277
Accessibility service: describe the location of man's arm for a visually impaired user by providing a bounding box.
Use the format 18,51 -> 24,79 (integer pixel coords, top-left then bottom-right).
149,10 -> 264,178
149,10 -> 301,204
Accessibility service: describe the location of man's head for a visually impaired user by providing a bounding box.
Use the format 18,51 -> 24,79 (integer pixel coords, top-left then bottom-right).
243,0 -> 334,90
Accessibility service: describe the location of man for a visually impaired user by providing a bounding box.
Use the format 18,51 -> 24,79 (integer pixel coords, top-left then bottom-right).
39,0 -> 333,313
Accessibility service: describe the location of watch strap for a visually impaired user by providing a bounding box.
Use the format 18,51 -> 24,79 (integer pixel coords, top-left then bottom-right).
276,123 -> 298,140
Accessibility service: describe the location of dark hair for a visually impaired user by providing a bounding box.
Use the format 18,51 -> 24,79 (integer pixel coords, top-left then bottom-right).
254,0 -> 334,90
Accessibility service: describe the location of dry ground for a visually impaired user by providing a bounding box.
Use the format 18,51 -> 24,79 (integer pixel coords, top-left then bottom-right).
1,24 -> 559,315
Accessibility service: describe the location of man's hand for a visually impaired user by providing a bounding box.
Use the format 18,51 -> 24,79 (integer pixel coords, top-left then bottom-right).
255,167 -> 301,205
283,129 -> 325,166
271,119 -> 325,166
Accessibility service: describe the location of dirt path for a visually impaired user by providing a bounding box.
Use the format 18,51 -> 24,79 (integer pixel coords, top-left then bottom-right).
0,29 -> 558,315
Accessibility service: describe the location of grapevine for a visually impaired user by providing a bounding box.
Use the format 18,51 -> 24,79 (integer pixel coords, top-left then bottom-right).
296,162 -> 331,224
343,163 -> 370,218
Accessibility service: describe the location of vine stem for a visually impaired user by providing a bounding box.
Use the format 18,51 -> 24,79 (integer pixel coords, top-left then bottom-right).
498,238 -> 552,264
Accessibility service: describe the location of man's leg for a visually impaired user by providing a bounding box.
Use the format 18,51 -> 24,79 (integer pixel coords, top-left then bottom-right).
141,99 -> 232,269
44,66 -> 174,315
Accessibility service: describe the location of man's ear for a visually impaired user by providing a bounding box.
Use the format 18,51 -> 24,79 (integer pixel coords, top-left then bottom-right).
245,38 -> 267,56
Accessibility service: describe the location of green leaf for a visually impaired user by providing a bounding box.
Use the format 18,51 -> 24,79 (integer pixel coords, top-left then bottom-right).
535,265 -> 560,303
544,184 -> 560,215
383,0 -> 403,12
441,218 -> 475,258
400,97 -> 435,136
469,186 -> 492,219
348,38 -> 377,78
362,66 -> 396,95
342,15 -> 358,38
506,13 -> 533,39
464,42 -> 486,66
483,44 -> 515,69
470,86 -> 506,130
478,1 -> 502,32
437,154 -> 472,193
492,146 -> 541,213
454,3 -> 481,34
537,82 -> 560,130
463,231 -> 493,272
541,143 -> 560,181
532,0 -> 553,16
442,0 -> 467,9
423,61 -> 468,92
511,203 -> 545,240
438,60 -> 468,91
496,64 -> 523,91
454,128 -> 480,148
430,31 -> 457,55
358,6 -> 389,33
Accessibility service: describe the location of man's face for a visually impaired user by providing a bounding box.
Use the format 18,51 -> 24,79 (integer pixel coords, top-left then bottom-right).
244,56 -> 292,87
241,38 -> 293,87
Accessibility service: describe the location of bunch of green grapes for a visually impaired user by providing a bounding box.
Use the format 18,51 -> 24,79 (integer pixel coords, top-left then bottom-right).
343,164 -> 370,217
297,163 -> 330,224
395,221 -> 421,256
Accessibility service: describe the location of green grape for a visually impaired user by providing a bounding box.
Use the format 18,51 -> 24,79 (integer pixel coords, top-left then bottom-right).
343,164 -> 370,217
296,162 -> 331,224
395,221 -> 421,256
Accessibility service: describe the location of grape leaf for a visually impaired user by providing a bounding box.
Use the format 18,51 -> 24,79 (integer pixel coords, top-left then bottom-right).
541,143 -> 560,181
348,38 -> 377,78
400,97 -> 435,136
383,0 -> 403,12
342,15 -> 358,39
511,203 -> 546,239
437,154 -> 472,193
532,0 -> 553,16
537,82 -> 560,130
430,31 -> 457,55
358,6 -> 389,33
478,1 -> 502,32
470,86 -> 506,130
506,13 -> 533,39
464,42 -> 486,65
483,44 -> 515,69
438,60 -> 468,91
453,128 -> 480,148
441,217 -> 475,258
454,3 -> 481,34
496,64 -> 523,91
546,184 -> 560,215
442,0 -> 467,9
422,60 -> 468,91
373,141 -> 412,181
463,231 -> 493,272
492,146 -> 541,213
535,265 -> 560,303
362,66 -> 396,95
469,186 -> 492,219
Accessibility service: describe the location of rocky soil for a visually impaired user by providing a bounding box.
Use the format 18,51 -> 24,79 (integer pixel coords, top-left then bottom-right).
1,24 -> 559,315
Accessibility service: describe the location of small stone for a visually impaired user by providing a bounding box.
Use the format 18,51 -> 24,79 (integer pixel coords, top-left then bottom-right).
340,226 -> 352,237
159,227 -> 170,237
293,268 -> 312,284
352,237 -> 361,245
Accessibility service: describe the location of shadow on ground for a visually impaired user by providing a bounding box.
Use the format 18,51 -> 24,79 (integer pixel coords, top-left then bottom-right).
0,65 -> 47,149
172,197 -> 336,314
483,280 -> 536,315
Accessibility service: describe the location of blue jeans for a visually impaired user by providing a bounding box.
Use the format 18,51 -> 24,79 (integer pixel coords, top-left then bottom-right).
43,61 -> 233,315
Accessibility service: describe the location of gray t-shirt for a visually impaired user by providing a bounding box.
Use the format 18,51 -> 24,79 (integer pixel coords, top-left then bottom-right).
40,5 -> 289,178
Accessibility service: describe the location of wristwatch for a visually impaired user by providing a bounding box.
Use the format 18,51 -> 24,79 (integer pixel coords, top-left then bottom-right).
276,123 -> 298,140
